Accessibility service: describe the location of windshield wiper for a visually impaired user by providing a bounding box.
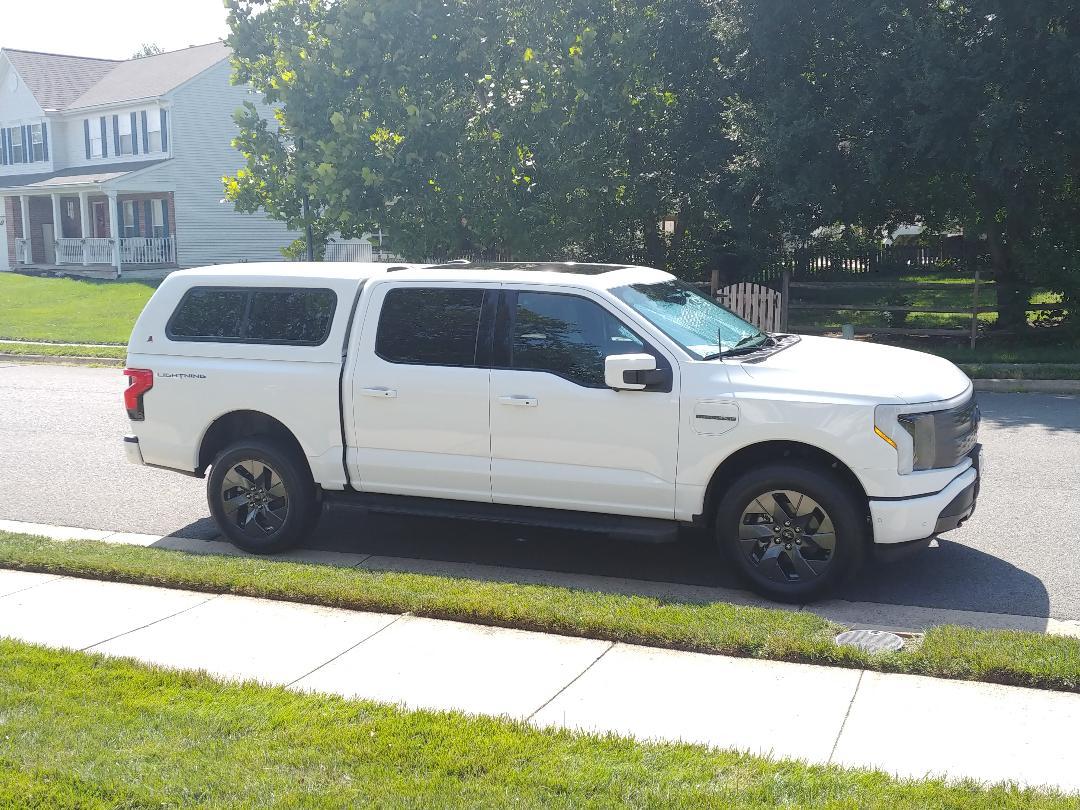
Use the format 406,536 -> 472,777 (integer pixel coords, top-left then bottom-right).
700,331 -> 770,361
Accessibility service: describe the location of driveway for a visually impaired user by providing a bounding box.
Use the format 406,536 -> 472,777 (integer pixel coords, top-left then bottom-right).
1,362 -> 1077,620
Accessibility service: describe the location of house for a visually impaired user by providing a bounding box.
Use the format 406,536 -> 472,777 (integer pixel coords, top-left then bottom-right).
0,42 -> 298,277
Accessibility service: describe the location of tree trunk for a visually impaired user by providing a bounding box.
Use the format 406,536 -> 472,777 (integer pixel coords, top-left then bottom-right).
985,221 -> 1030,333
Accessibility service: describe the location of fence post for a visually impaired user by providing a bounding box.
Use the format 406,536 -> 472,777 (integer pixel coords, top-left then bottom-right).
710,268 -> 720,298
970,268 -> 980,351
780,270 -> 791,331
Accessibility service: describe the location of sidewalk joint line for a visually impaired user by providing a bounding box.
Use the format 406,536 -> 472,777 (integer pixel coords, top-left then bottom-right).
80,593 -> 221,653
527,641 -> 615,722
828,669 -> 865,765
351,554 -> 375,568
286,612 -> 406,688
0,573 -> 65,601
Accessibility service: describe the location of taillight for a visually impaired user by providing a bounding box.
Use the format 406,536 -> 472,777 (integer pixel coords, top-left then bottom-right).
123,368 -> 154,420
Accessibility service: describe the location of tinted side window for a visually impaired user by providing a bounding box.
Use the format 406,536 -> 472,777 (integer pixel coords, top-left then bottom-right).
376,288 -> 484,366
167,288 -> 247,340
247,289 -> 336,345
510,292 -> 644,387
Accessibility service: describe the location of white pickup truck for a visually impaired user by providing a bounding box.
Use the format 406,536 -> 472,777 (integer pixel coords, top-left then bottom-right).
123,261 -> 980,601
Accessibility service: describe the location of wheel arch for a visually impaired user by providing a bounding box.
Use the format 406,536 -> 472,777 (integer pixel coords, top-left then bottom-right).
699,440 -> 870,528
197,410 -> 310,478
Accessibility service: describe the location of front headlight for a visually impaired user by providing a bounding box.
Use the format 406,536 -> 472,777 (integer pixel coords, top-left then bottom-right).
897,412 -> 936,471
874,404 -> 918,474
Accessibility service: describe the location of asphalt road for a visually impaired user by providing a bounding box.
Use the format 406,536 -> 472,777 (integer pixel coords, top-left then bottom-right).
1,362 -> 1078,620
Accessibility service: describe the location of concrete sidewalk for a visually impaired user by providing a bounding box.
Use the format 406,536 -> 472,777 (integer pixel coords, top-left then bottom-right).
0,568 -> 1077,794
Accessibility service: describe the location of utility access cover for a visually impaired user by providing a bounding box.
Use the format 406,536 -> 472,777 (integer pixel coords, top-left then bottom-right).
834,629 -> 905,654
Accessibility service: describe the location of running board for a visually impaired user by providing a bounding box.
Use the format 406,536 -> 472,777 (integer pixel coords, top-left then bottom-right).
322,491 -> 680,544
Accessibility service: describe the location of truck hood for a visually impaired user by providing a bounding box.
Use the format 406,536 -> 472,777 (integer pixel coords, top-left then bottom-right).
735,335 -> 971,404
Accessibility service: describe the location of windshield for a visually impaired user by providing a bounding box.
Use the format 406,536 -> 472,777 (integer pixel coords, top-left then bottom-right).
611,280 -> 763,359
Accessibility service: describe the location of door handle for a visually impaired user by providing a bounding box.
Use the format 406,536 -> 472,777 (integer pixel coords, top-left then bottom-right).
360,386 -> 397,398
498,395 -> 538,407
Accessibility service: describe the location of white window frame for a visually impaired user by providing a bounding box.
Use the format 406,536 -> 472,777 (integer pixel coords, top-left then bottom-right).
122,200 -> 138,238
30,124 -> 45,162
89,119 -> 103,158
119,115 -> 134,156
147,110 -> 162,152
10,127 -> 24,162
151,199 -> 166,238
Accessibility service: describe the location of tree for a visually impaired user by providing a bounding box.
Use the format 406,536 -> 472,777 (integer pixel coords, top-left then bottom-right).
224,0 -> 738,277
720,0 -> 1080,330
132,43 -> 165,59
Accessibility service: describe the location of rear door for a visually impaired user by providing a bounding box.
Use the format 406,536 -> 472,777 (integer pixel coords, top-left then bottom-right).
489,287 -> 680,518
347,281 -> 497,501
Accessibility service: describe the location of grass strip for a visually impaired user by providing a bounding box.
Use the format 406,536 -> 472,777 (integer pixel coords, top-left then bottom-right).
0,639 -> 1072,808
3,532 -> 1080,693
0,342 -> 127,360
956,363 -> 1080,381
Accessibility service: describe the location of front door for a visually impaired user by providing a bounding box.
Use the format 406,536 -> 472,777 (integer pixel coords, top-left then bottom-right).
347,281 -> 497,501
41,224 -> 55,264
490,288 -> 680,519
92,202 -> 108,238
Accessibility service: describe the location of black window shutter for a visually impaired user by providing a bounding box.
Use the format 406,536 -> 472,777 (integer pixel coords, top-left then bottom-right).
23,125 -> 31,163
116,199 -> 125,235
84,119 -> 91,159
1,128 -> 7,165
132,201 -> 140,234
144,200 -> 153,237
100,117 -> 108,157
41,123 -> 49,161
160,109 -> 169,152
140,111 -> 149,153
112,115 -> 120,154
130,112 -> 139,155
161,197 -> 170,238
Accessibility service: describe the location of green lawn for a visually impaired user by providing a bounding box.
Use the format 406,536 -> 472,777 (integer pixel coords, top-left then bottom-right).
0,273 -> 154,344
4,532 -> 1080,693
0,639 -> 1071,808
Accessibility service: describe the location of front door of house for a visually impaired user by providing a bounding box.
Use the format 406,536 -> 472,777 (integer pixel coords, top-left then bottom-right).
92,202 -> 108,238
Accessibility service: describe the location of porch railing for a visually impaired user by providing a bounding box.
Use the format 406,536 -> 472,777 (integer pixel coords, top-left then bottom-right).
54,238 -> 117,265
120,237 -> 175,265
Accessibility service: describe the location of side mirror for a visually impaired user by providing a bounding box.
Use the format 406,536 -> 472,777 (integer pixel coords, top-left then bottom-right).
605,353 -> 664,390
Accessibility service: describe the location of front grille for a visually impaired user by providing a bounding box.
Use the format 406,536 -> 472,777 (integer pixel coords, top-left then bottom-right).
930,395 -> 980,469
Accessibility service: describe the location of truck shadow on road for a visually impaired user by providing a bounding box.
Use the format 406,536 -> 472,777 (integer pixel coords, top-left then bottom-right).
163,501 -> 1053,626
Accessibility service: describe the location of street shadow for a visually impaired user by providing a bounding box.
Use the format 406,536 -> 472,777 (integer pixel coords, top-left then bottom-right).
160,501 -> 1053,623
978,392 -> 1080,434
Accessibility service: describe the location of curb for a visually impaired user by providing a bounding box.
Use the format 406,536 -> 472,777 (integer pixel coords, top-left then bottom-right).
2,518 -> 1079,639
0,353 -> 124,368
974,378 -> 1080,394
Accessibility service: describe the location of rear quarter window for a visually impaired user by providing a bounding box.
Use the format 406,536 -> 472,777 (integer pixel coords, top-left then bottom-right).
166,286 -> 337,346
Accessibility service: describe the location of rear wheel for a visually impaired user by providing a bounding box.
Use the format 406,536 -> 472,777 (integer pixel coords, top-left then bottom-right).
207,438 -> 317,554
716,463 -> 865,602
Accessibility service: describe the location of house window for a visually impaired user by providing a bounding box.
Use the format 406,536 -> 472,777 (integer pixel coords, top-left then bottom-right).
119,115 -> 134,155
89,119 -> 103,158
10,127 -> 24,163
151,199 -> 166,238
123,201 -> 137,237
147,111 -> 162,152
30,124 -> 45,162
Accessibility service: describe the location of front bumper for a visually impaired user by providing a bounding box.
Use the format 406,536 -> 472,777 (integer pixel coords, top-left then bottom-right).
123,435 -> 145,466
868,449 -> 980,545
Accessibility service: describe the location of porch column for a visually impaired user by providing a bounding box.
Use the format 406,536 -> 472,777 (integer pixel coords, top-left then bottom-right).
78,191 -> 90,266
19,196 -> 30,265
0,196 -> 9,272
50,193 -> 63,265
107,190 -> 121,277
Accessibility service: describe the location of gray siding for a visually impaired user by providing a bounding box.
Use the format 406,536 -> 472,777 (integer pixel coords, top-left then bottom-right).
159,61 -> 297,267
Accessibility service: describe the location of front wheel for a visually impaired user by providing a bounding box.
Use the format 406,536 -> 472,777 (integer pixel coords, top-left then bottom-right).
207,438 -> 318,554
716,463 -> 866,602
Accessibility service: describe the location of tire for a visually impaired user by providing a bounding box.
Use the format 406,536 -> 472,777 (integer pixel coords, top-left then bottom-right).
715,462 -> 866,603
207,437 -> 318,554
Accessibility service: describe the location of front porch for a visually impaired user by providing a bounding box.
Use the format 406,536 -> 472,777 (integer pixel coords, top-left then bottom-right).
3,189 -> 177,278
